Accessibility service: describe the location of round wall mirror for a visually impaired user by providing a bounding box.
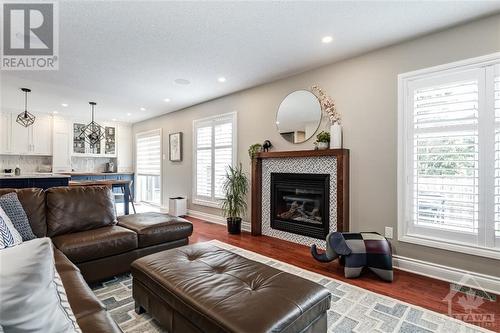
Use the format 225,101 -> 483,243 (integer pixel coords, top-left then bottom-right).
276,90 -> 322,144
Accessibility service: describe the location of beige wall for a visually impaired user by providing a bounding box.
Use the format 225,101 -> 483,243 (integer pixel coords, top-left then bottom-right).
133,14 -> 500,276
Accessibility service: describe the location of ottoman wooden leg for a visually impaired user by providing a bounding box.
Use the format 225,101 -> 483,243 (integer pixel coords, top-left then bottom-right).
135,303 -> 146,315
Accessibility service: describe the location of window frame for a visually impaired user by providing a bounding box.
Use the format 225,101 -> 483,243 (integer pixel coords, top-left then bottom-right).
135,128 -> 163,207
398,53 -> 500,260
192,112 -> 237,207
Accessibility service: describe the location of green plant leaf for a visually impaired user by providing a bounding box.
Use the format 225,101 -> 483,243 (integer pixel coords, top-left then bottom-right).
221,163 -> 249,218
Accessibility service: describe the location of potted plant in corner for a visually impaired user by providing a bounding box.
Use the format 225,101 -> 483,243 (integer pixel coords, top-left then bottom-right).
221,163 -> 249,234
315,131 -> 330,150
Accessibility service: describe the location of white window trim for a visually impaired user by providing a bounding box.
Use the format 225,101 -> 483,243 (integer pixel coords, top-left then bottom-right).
135,128 -> 163,207
397,52 -> 500,260
192,112 -> 237,208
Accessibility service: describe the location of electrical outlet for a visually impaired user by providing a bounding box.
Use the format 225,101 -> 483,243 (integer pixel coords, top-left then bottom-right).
384,227 -> 393,239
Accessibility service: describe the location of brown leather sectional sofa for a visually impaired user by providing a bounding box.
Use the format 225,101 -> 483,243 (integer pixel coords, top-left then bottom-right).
0,186 -> 193,333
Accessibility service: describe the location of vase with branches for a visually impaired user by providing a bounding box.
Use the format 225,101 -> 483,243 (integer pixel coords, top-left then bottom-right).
311,85 -> 340,124
312,85 -> 343,148
221,163 -> 249,234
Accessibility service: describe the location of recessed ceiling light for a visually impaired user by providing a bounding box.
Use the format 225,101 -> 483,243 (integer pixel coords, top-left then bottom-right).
163,98 -> 171,102
174,78 -> 191,85
52,111 -> 58,114
321,36 -> 333,44
127,113 -> 132,116
61,103 -> 68,107
217,77 -> 226,83
140,107 -> 146,111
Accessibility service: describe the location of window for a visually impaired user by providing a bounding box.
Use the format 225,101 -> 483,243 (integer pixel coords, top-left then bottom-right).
398,53 -> 500,259
193,112 -> 237,206
136,129 -> 162,206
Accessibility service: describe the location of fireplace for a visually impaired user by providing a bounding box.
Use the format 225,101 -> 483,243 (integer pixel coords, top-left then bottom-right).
270,173 -> 330,239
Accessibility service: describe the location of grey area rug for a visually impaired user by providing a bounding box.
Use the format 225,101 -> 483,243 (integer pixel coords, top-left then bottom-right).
91,240 -> 491,333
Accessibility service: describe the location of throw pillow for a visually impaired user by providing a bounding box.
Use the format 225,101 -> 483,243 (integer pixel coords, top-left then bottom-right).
0,192 -> 36,241
0,206 -> 23,249
0,238 -> 81,332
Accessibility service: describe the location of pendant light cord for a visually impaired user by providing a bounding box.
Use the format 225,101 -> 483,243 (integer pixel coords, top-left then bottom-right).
24,90 -> 28,116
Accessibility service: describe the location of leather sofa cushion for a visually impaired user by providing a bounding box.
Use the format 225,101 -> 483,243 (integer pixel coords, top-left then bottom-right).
0,188 -> 46,237
53,226 -> 138,264
118,212 -> 193,248
53,249 -> 122,333
46,186 -> 117,237
132,243 -> 331,333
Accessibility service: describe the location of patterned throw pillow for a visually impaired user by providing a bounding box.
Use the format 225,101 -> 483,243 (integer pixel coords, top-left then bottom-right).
0,193 -> 36,241
0,206 -> 23,249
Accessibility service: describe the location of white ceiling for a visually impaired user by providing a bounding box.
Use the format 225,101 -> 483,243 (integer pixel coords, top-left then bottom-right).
1,1 -> 499,123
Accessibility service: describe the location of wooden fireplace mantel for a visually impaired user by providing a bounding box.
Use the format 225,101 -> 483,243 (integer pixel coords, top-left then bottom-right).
251,148 -> 349,236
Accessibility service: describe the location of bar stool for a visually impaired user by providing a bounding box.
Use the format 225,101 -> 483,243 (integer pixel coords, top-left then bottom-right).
114,180 -> 136,214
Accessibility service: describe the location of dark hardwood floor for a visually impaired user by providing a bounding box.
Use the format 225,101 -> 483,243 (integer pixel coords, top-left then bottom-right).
186,217 -> 499,332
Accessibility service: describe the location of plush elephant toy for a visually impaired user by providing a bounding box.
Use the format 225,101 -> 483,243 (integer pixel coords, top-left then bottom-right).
311,231 -> 393,282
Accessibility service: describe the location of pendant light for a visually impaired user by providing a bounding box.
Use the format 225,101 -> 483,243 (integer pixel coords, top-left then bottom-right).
16,88 -> 36,127
78,102 -> 105,148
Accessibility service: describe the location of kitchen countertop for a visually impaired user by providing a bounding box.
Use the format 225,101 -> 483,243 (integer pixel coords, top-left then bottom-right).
0,173 -> 71,179
60,172 -> 134,176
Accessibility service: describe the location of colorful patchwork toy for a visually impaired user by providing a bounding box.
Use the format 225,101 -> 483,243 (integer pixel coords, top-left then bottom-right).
311,232 -> 393,281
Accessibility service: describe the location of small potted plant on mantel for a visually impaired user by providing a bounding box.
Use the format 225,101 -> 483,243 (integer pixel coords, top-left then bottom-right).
315,131 -> 330,150
221,163 -> 249,234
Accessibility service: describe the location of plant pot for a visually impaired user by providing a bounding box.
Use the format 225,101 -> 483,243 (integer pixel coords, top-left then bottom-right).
227,217 -> 242,234
317,142 -> 329,150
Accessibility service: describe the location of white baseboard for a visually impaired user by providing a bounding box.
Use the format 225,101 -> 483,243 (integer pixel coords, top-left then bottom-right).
186,209 -> 251,232
393,255 -> 500,295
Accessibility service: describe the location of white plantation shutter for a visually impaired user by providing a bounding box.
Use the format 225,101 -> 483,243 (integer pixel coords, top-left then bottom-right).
494,66 -> 500,241
193,113 -> 236,204
196,126 -> 212,197
136,129 -> 161,176
399,54 -> 500,258
214,122 -> 233,198
411,75 -> 480,242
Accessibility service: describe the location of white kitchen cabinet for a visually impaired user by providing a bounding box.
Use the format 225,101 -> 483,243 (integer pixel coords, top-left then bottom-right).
0,113 -> 12,154
30,114 -> 52,155
72,121 -> 117,157
117,123 -> 133,172
52,117 -> 71,172
10,116 -> 30,154
104,125 -> 117,156
2,112 -> 52,156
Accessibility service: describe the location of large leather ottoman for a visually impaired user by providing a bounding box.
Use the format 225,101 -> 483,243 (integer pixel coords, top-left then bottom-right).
131,243 -> 331,333
118,212 -> 193,248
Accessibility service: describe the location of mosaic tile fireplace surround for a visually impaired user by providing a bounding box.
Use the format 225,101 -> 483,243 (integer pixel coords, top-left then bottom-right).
251,149 -> 349,249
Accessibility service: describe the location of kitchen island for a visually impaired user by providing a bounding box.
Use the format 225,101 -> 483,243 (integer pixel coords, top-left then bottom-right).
0,174 -> 70,189
61,172 -> 135,198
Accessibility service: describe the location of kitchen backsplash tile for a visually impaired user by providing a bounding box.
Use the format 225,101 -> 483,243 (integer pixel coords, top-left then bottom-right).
71,157 -> 117,172
0,155 -> 52,173
0,155 -> 118,173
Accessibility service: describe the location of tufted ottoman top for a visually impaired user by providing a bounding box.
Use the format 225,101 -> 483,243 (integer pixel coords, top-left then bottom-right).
131,242 -> 331,333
